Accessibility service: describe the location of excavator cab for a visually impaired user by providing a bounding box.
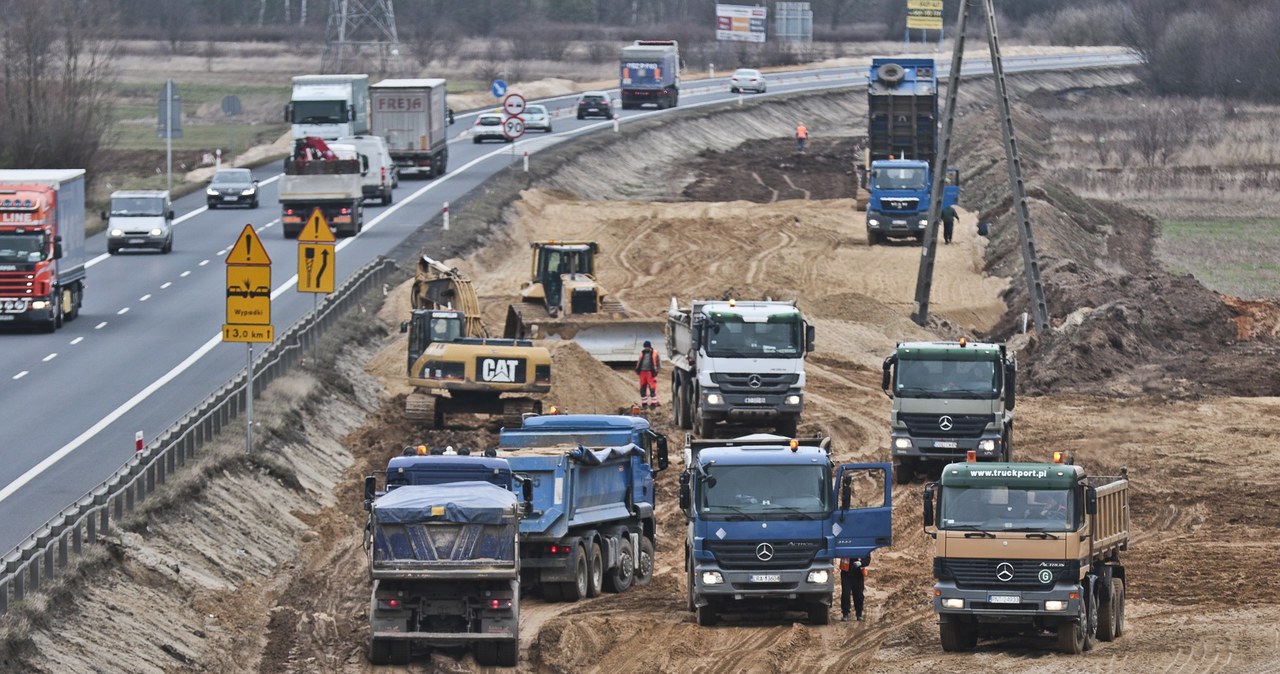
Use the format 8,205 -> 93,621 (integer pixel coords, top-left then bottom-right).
405,309 -> 466,374
533,242 -> 600,315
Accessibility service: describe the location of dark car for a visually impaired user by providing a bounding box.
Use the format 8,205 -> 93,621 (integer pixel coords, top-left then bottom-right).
206,168 -> 259,209
576,92 -> 613,120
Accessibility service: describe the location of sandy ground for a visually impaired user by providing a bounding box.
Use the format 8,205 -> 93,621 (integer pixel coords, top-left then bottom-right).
6,61 -> 1280,674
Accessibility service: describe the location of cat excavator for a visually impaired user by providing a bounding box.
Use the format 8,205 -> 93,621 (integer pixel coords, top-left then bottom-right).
503,241 -> 664,364
402,255 -> 551,428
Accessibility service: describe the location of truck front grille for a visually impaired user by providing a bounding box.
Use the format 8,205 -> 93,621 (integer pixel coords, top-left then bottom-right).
704,539 -> 822,570
711,373 -> 798,394
898,413 -> 990,438
879,198 -> 920,213
936,558 -> 1078,590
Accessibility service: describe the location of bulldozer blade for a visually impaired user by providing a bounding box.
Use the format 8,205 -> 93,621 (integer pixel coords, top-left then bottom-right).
551,320 -> 667,365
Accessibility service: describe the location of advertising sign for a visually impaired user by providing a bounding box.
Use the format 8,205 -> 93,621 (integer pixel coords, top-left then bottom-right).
716,4 -> 768,43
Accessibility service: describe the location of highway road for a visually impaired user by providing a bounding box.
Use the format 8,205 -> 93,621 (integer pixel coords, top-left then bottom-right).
0,51 -> 1138,554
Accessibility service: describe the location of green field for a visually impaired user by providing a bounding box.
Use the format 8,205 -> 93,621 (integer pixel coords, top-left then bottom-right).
109,122 -> 288,153
1158,218 -> 1280,299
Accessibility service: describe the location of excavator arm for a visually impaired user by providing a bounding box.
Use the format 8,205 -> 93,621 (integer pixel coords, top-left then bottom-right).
414,255 -> 486,337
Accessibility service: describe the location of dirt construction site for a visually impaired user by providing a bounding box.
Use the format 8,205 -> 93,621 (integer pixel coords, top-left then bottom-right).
6,65 -> 1280,673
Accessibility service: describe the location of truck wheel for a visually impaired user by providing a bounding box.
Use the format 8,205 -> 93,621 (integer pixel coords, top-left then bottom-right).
603,538 -> 634,593
1113,578 -> 1126,637
635,537 -> 655,587
694,393 -> 715,438
542,582 -> 563,602
939,614 -> 977,652
368,639 -> 391,664
894,459 -> 916,485
496,639 -> 518,667
697,603 -> 718,627
1058,590 -> 1097,653
808,604 -> 830,626
560,548 -> 589,602
1097,577 -> 1119,642
775,418 -> 798,437
587,541 -> 604,597
474,642 -> 497,666
685,564 -> 696,612
391,641 -> 410,664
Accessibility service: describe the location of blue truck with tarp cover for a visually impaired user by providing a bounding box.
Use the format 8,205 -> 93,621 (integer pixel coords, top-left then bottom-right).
678,434 -> 893,625
362,478 -> 523,667
497,413 -> 670,602
619,40 -> 680,110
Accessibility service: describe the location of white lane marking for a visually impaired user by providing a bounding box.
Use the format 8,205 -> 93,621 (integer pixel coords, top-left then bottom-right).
117,307 -> 129,315
12,371 -> 27,380
94,322 -> 107,330
161,282 -> 172,289
259,218 -> 280,230
199,260 -> 210,267
70,337 -> 84,345
180,271 -> 191,278
43,353 -> 57,362
218,249 -> 229,256
140,294 -> 152,302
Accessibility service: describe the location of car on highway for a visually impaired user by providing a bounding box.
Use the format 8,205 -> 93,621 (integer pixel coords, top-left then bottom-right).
730,68 -> 767,94
576,92 -> 613,119
206,168 -> 259,209
524,104 -> 553,132
473,112 -> 511,143
105,190 -> 174,255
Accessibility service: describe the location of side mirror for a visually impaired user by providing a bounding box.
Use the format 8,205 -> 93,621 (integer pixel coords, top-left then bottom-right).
922,484 -> 935,527
167,210 -> 175,220
253,179 -> 260,185
447,108 -> 455,125
840,472 -> 853,511
805,324 -> 816,353
678,472 -> 691,513
399,320 -> 409,334
100,210 -> 108,221
283,102 -> 292,122
363,475 -> 377,512
881,356 -> 894,394
1004,363 -> 1017,410
53,234 -> 63,260
347,104 -> 356,122
1085,486 -> 1097,516
656,435 -> 669,471
521,478 -> 534,514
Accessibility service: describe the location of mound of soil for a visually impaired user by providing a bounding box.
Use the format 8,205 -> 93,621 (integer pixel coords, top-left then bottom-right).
681,137 -> 862,203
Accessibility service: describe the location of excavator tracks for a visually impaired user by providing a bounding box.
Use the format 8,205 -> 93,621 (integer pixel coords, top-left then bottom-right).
404,393 -> 444,428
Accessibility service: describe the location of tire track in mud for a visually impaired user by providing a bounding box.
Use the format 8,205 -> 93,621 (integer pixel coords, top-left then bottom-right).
744,228 -> 797,286
751,171 -> 780,203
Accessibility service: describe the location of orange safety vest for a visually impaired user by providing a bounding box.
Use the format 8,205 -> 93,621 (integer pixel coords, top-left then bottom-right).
796,124 -> 808,139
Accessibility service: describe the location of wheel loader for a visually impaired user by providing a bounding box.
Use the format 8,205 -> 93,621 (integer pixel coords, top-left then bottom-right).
402,255 -> 551,428
503,241 -> 664,364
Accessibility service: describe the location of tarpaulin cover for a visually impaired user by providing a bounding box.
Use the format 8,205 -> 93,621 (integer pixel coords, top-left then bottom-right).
374,481 -> 517,525
568,443 -> 645,465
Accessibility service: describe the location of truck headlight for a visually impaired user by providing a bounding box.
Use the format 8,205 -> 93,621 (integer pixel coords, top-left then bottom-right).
918,219 -> 928,227
110,229 -> 123,237
706,393 -> 723,405
150,228 -> 163,236
701,571 -> 724,585
894,438 -> 912,449
1044,600 -> 1068,611
785,395 -> 801,405
807,569 -> 829,584
31,300 -> 50,310
941,598 -> 964,609
978,439 -> 996,452
868,219 -> 880,227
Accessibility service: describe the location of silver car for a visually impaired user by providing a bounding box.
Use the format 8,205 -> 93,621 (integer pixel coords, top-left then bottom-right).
472,112 -> 510,143
524,104 -> 553,132
730,68 -> 767,94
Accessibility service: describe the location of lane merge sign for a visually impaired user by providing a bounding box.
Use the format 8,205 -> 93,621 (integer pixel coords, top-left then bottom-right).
298,208 -> 336,294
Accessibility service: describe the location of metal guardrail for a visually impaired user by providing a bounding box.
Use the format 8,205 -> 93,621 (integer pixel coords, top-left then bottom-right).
0,256 -> 399,616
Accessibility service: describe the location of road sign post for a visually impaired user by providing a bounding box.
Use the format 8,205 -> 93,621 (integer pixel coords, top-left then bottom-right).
223,224 -> 273,453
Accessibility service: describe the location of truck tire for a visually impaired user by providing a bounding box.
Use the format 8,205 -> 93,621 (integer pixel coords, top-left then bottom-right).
808,604 -> 830,626
694,391 -> 715,438
496,639 -> 518,667
475,642 -> 497,666
368,639 -> 390,664
685,564 -> 696,612
1057,590 -> 1098,654
1097,577 -> 1124,642
939,614 -> 977,652
604,538 -> 634,593
894,459 -> 916,485
697,603 -> 719,627
559,547 -> 590,602
587,541 -> 604,597
1112,578 -> 1126,637
391,641 -> 410,664
877,62 -> 906,85
542,583 -> 563,602
635,537 -> 655,587
775,417 -> 798,438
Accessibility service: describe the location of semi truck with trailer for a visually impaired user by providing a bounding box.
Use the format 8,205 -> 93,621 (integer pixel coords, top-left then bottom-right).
370,78 -> 450,178
619,40 -> 680,110
667,298 -> 815,438
363,463 -> 525,667
0,169 -> 87,332
286,74 -> 370,140
924,453 -> 1130,654
680,433 -> 893,626
864,58 -> 959,244
882,339 -> 1016,484
279,137 -> 365,238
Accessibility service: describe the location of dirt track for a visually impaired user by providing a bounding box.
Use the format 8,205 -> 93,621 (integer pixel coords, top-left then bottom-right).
6,66 -> 1280,674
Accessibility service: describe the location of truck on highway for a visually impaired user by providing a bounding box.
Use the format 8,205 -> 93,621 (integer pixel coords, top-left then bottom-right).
882,339 -> 1016,484
363,462 -> 525,667
279,137 -> 365,238
924,453 -> 1130,654
864,58 -> 959,244
0,169 -> 87,332
680,433 -> 893,626
667,298 -> 815,437
619,40 -> 680,110
371,78 -> 450,178
286,74 -> 370,140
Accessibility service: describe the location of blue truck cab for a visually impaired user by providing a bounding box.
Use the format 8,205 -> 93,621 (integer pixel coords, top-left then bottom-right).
679,434 -> 892,626
619,40 -> 681,110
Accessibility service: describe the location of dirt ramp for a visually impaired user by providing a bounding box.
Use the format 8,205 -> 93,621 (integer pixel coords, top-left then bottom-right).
545,340 -> 643,414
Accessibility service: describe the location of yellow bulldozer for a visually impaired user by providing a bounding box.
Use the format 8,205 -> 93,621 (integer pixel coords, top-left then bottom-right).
402,255 -> 551,428
503,241 -> 664,364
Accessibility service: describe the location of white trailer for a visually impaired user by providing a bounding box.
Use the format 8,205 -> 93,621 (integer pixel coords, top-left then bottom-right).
370,78 -> 450,178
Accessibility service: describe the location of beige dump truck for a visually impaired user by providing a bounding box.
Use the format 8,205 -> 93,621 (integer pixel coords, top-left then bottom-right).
923,453 -> 1129,654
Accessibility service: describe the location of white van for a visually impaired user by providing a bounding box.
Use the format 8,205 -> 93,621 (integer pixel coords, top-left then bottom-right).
337,135 -> 397,206
104,190 -> 174,254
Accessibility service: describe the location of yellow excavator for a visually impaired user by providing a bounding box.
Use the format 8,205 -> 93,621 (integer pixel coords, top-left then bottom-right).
402,255 -> 551,428
503,241 -> 664,364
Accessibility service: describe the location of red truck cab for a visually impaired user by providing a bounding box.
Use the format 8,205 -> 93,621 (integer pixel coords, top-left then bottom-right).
0,169 -> 88,332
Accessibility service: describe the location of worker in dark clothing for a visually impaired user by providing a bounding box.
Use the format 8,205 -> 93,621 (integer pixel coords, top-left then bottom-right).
941,205 -> 957,244
840,554 -> 870,622
635,340 -> 662,409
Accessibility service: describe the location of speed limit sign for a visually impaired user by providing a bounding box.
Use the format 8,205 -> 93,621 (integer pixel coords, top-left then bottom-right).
503,115 -> 526,140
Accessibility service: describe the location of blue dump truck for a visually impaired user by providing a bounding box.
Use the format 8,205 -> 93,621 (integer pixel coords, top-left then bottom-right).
679,434 -> 893,626
864,58 -> 959,245
362,468 -> 527,667
497,413 -> 669,600
619,40 -> 680,110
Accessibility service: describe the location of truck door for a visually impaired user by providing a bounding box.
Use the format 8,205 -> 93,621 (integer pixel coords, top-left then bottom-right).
943,168 -> 960,209
831,463 -> 893,558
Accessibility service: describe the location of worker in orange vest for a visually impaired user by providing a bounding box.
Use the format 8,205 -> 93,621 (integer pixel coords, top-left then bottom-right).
839,554 -> 869,621
795,122 -> 809,153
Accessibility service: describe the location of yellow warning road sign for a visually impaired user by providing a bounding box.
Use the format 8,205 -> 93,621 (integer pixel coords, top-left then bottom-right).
225,265 -> 272,325
298,243 -> 336,294
299,208 -> 336,243
226,224 -> 272,265
222,324 -> 274,343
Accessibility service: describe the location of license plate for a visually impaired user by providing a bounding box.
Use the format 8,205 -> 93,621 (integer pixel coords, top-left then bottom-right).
0,315 -> 14,321
934,441 -> 958,448
224,196 -> 239,201
749,574 -> 781,583
892,219 -> 907,225
128,239 -> 145,244
744,396 -> 767,404
988,594 -> 1021,604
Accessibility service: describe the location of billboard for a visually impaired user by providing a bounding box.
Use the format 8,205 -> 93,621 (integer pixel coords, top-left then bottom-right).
716,4 -> 768,43
906,0 -> 943,30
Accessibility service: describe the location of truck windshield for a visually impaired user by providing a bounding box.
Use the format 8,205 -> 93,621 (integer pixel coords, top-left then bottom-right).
110,197 -> 165,216
0,233 -> 46,263
872,167 -> 927,190
699,464 -> 830,517
895,359 -> 998,399
940,486 -> 1074,531
292,100 -> 346,124
704,320 -> 802,358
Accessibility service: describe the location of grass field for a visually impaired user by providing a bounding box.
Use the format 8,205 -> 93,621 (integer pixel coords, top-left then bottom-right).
1158,218 -> 1280,299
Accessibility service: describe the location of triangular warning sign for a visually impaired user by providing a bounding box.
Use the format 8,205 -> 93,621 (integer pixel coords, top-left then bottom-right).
299,208 -> 336,243
226,224 -> 272,266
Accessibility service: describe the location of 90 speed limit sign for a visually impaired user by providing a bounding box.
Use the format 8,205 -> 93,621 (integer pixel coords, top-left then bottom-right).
503,115 -> 526,140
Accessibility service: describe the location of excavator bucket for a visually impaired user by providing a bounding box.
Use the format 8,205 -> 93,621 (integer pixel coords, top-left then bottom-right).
505,303 -> 665,365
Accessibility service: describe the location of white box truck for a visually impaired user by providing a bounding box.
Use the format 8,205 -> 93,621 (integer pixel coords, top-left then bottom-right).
370,79 -> 450,178
286,74 -> 370,140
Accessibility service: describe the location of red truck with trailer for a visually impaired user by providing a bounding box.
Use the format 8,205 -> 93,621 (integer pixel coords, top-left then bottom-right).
0,169 -> 87,332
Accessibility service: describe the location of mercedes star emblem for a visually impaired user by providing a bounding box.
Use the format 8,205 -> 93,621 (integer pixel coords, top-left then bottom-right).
755,542 -> 775,561
939,415 -> 954,431
747,375 -> 763,389
996,562 -> 1015,582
